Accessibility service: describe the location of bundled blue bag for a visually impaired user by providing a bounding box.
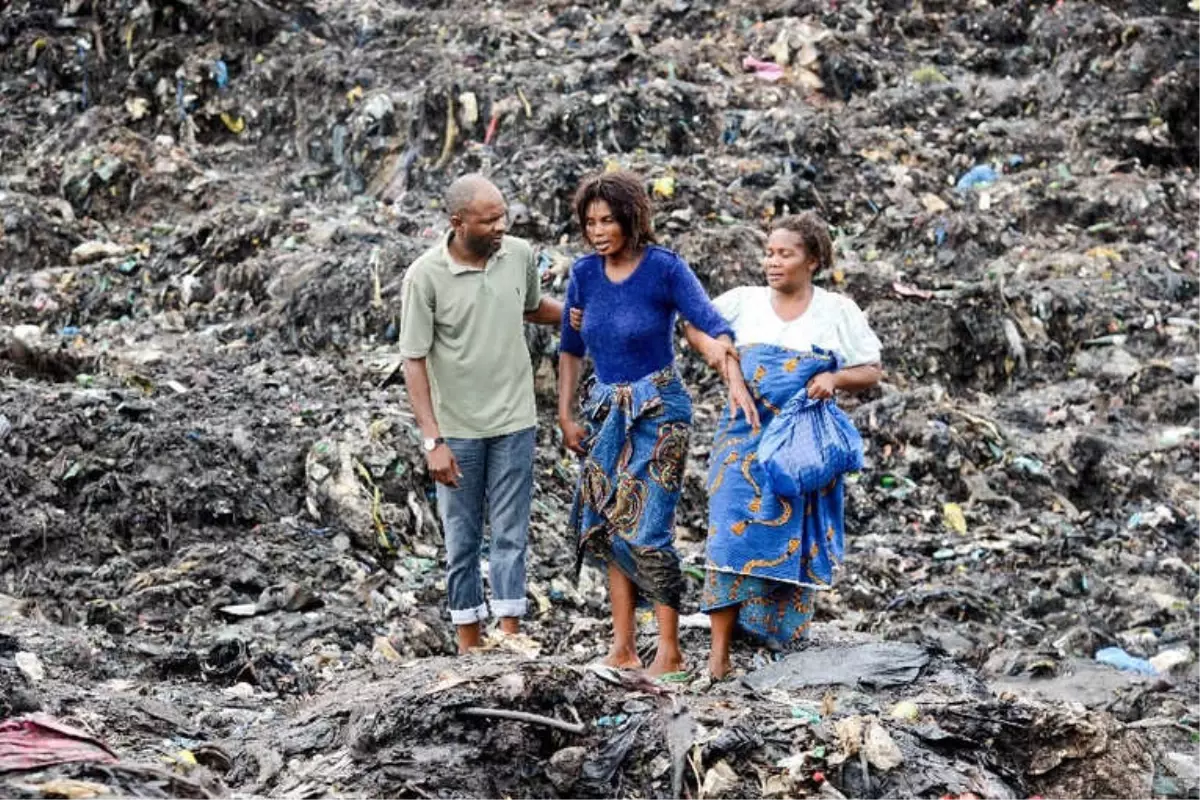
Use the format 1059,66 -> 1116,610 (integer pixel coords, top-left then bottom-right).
758,389 -> 864,497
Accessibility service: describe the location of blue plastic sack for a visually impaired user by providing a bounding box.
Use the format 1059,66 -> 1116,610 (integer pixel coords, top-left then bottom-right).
757,391 -> 864,497
955,164 -> 998,192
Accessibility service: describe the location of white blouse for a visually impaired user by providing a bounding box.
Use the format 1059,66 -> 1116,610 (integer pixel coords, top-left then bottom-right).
713,286 -> 882,367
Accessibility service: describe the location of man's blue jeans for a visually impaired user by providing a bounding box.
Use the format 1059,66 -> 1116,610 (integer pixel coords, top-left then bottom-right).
436,427 -> 535,625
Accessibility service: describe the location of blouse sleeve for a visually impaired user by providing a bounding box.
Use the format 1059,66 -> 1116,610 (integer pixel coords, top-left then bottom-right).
666,254 -> 735,341
558,262 -> 587,357
711,288 -> 743,330
836,297 -> 883,367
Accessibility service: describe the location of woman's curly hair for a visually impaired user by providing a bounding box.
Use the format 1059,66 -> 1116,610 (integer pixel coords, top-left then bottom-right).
771,212 -> 833,273
573,170 -> 656,251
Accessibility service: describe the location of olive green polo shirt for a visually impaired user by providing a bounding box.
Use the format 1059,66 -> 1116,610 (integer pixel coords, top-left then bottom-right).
399,232 -> 541,439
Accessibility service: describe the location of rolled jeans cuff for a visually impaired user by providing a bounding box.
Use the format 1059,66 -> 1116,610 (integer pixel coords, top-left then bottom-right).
492,598 -> 527,619
449,602 -> 489,625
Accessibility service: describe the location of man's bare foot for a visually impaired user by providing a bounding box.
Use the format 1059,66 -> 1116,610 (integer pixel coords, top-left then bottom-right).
707,652 -> 733,680
498,617 -> 519,635
647,649 -> 686,677
602,646 -> 642,670
456,622 -> 482,655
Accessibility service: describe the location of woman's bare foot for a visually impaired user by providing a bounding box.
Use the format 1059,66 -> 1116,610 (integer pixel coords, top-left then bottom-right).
602,646 -> 643,670
707,652 -> 733,680
647,648 -> 686,677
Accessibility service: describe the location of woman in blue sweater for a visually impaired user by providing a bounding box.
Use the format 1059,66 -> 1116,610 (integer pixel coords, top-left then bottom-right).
558,171 -> 753,676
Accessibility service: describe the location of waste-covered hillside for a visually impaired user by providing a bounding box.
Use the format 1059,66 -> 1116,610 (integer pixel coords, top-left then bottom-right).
1,0 -> 1197,797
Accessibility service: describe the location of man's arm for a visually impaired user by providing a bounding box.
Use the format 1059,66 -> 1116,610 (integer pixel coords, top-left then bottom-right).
398,271 -> 460,486
398,272 -> 439,440
403,358 -> 461,487
403,357 -> 441,441
524,295 -> 564,325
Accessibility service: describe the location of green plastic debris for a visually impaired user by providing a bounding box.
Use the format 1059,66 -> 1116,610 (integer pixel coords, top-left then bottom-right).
791,705 -> 821,724
911,65 -> 948,84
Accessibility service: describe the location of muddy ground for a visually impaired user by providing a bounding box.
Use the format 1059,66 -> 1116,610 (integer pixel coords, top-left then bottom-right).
0,0 -> 1198,797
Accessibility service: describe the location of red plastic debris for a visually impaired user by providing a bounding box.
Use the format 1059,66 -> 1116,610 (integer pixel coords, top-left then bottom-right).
0,714 -> 118,773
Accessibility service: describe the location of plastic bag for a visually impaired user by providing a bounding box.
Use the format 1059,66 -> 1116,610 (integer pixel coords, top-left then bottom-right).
757,391 -> 864,497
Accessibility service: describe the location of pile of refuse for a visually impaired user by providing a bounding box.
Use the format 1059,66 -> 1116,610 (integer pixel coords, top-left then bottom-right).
1,0 -> 1197,797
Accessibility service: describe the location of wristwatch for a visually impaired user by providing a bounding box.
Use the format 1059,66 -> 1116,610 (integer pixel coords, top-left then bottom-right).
422,436 -> 446,453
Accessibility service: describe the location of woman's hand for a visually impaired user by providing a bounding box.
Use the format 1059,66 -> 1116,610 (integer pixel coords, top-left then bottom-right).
698,336 -> 738,374
560,417 -> 588,455
806,372 -> 838,400
727,366 -> 761,431
569,307 -> 582,331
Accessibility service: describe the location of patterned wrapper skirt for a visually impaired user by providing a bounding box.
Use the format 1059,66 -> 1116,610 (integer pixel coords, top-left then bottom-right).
570,365 -> 692,609
702,344 -> 847,646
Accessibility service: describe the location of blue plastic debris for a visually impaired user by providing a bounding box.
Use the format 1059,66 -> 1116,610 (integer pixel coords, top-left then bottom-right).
1095,646 -> 1158,676
595,714 -> 629,728
955,165 -> 998,192
213,60 -> 229,90
59,326 -> 81,337
722,113 -> 743,145
1007,154 -> 1025,169
934,220 -> 947,246
76,42 -> 89,109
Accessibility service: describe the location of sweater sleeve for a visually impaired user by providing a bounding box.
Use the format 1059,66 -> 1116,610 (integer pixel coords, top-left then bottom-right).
666,253 -> 735,341
559,262 -> 586,357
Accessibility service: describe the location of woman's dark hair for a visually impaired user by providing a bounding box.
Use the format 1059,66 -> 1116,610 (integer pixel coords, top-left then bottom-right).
572,171 -> 656,251
770,212 -> 833,273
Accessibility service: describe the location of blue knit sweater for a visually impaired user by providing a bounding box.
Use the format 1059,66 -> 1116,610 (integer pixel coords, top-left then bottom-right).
559,246 -> 734,385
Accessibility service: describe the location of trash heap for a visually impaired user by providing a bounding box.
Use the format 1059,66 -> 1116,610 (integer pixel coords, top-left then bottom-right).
1,0 -> 1197,797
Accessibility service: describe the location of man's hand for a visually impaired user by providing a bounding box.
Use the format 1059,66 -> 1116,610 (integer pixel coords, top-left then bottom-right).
560,417 -> 588,455
806,372 -> 838,400
427,444 -> 462,487
569,307 -> 582,331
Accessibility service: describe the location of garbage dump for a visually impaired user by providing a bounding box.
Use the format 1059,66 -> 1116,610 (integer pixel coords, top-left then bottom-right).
1,0 -> 1197,797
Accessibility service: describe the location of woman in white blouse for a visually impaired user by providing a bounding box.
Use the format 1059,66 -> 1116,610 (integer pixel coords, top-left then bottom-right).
685,212 -> 882,679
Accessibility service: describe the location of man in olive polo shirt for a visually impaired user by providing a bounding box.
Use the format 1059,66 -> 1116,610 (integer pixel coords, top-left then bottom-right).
400,174 -> 562,654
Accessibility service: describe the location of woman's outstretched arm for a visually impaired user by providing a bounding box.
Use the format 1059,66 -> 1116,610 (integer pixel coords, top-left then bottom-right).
683,324 -> 760,431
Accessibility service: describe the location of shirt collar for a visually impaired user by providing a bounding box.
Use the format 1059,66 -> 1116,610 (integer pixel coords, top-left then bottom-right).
441,229 -> 507,275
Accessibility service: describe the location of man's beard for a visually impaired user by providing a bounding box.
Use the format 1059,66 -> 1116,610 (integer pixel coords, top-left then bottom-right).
465,232 -> 500,258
